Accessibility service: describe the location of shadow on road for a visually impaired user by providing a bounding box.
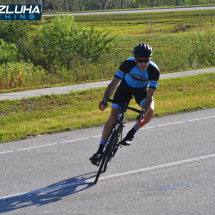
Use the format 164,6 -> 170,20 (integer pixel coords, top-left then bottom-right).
0,172 -> 97,213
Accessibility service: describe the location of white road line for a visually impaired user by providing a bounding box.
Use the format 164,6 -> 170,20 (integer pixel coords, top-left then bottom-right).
1,153 -> 215,201
140,116 -> 215,129
0,135 -> 101,155
0,115 -> 214,155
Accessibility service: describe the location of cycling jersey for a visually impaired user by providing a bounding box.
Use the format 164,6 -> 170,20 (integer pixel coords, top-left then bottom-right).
114,57 -> 160,89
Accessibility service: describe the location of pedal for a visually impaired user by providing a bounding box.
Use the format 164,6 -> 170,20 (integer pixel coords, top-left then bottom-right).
91,158 -> 102,166
92,160 -> 100,166
119,141 -> 130,146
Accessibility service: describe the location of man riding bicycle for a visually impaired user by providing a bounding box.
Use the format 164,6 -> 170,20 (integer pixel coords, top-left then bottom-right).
90,43 -> 160,165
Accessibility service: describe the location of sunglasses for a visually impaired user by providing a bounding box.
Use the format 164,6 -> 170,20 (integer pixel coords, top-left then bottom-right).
136,58 -> 150,63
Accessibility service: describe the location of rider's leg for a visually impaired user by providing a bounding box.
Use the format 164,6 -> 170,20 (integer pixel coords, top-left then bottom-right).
97,107 -> 120,153
131,100 -> 154,132
136,104 -> 154,128
90,78 -> 128,163
121,100 -> 154,145
90,107 -> 120,163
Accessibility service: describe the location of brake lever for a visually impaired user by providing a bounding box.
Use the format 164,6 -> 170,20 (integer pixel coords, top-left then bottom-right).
103,96 -> 109,106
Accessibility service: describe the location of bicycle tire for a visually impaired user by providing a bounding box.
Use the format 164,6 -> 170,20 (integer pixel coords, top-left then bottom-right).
103,128 -> 118,172
94,127 -> 114,184
105,125 -> 123,170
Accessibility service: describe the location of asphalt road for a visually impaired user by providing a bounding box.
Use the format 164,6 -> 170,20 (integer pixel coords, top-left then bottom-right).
43,6 -> 215,16
0,108 -> 215,214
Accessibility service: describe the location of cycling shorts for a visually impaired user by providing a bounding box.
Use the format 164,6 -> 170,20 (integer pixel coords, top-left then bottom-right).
112,77 -> 154,109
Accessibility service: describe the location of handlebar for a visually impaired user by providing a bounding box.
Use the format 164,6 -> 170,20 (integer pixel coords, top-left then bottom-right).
103,96 -> 145,123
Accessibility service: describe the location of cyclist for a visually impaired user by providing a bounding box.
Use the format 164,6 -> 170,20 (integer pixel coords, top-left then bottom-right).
89,43 -> 160,165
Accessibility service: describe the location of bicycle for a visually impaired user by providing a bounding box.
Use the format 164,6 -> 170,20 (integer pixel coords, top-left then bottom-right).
94,95 -> 145,184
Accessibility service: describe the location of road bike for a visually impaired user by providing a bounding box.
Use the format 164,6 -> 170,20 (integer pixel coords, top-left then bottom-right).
94,96 -> 144,184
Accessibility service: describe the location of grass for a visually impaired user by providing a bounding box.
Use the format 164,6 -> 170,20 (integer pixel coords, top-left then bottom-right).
0,73 -> 214,143
73,9 -> 215,35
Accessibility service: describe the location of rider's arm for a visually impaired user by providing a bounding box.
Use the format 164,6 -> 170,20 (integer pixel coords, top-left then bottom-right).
141,64 -> 160,114
104,59 -> 135,100
141,88 -> 156,115
102,77 -> 121,100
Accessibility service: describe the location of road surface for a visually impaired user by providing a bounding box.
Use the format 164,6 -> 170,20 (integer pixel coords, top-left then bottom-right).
42,6 -> 215,16
0,108 -> 215,214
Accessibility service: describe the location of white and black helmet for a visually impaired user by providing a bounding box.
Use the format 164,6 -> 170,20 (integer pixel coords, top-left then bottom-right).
133,43 -> 152,58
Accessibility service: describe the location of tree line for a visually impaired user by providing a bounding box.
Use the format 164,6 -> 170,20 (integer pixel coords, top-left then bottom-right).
0,0 -> 214,12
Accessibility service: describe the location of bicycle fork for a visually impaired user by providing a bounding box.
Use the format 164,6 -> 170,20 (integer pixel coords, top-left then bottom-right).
111,123 -> 124,157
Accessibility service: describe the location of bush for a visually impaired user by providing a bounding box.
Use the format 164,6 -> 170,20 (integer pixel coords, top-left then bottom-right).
0,61 -> 45,89
0,20 -> 32,44
25,16 -> 118,70
0,39 -> 18,64
0,20 -> 34,63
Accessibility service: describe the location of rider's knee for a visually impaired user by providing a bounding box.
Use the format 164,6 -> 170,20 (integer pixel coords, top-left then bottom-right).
137,107 -> 154,127
147,108 -> 154,118
145,108 -> 154,124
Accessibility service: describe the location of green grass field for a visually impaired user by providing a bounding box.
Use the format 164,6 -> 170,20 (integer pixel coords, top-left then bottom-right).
0,73 -> 214,143
74,9 -> 215,72
73,10 -> 215,35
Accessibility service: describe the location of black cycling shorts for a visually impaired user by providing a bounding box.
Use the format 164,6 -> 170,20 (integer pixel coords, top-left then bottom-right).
112,77 -> 148,108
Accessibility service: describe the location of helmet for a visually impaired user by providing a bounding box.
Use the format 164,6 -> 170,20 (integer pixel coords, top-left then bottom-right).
133,43 -> 152,58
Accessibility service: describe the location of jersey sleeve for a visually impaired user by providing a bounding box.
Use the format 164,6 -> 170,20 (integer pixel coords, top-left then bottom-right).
148,64 -> 160,89
114,59 -> 136,80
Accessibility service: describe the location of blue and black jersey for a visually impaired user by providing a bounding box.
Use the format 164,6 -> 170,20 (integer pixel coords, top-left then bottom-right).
114,57 -> 160,89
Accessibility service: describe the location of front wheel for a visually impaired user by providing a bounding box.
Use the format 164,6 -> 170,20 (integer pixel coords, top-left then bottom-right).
94,140 -> 112,184
103,128 -> 118,172
94,127 -> 115,184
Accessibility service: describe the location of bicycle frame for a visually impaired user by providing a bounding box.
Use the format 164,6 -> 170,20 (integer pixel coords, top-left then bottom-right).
94,96 -> 142,184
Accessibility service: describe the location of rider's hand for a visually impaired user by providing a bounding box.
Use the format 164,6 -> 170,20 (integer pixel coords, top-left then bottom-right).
99,101 -> 108,111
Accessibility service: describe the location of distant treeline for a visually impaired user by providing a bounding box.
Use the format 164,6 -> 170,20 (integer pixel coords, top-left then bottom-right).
0,0 -> 214,12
